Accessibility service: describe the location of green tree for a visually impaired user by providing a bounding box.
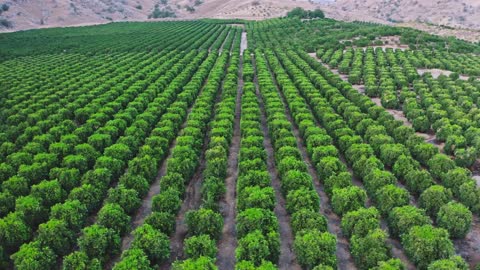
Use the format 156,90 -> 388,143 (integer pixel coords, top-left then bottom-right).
15,195 -> 48,227
236,208 -> 278,238
2,176 -> 29,197
286,187 -> 320,214
185,208 -> 223,240
172,256 -> 217,270
238,186 -> 275,211
50,200 -> 88,231
293,230 -> 337,269
371,258 -> 405,270
402,225 -> 454,269
404,170 -> 434,195
37,219 -> 75,255
145,211 -> 176,235
152,188 -> 181,215
12,241 -> 57,270
236,230 -> 270,266
113,248 -> 153,270
184,234 -> 217,259
287,7 -> 307,17
375,185 -> 409,215
324,172 -> 352,196
351,229 -> 390,270
427,256 -> 468,270
418,185 -> 453,217
131,224 -> 170,264
291,209 -> 328,236
331,186 -> 366,216
427,154 -> 455,180
62,251 -> 101,270
341,207 -> 380,238
436,202 -> 472,238
387,206 -> 431,238
97,203 -> 131,235
105,185 -> 141,215
0,212 -> 31,252
78,225 -> 120,261
31,179 -> 65,207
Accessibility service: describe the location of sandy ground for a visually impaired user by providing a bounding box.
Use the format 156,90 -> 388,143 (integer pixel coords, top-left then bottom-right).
417,68 -> 471,80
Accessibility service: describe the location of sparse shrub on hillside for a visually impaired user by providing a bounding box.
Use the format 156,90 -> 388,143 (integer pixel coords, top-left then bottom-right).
149,5 -> 176,19
185,5 -> 195,13
287,7 -> 324,19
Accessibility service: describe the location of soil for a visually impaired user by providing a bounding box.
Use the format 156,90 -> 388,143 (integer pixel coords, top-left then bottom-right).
417,68 -> 471,80
240,31 -> 248,55
216,56 -> 244,270
454,215 -> 480,268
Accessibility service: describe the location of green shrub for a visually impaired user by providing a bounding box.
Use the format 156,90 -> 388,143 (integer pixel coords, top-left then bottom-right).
293,230 -> 337,269
238,186 -> 275,211
291,209 -> 328,235
184,234 -> 217,259
185,208 -> 223,240
387,206 -> 431,238
375,185 -> 409,215
152,188 -> 181,215
37,219 -> 74,256
172,256 -> 217,270
131,224 -> 170,264
426,256 -> 468,270
286,187 -> 319,214
402,225 -> 454,269
236,208 -> 278,238
351,229 -> 390,270
436,202 -> 472,239
332,186 -> 366,216
97,203 -> 131,235
113,248 -> 153,270
78,225 -> 120,261
12,241 -> 57,270
418,185 -> 453,218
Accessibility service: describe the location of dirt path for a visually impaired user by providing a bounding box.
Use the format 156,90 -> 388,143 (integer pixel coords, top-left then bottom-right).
254,66 -> 301,270
240,31 -> 247,55
216,57 -> 243,270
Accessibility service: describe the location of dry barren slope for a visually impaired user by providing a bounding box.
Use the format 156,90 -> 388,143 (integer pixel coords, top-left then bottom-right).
319,0 -> 480,29
0,0 -> 316,31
